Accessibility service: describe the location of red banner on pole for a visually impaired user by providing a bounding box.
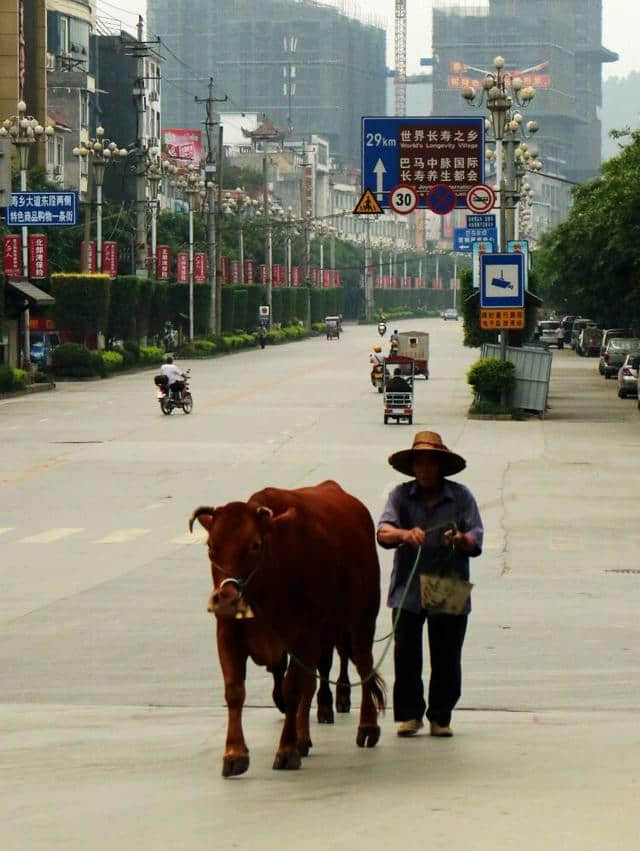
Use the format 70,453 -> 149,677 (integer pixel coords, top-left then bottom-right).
81,241 -> 96,273
156,245 -> 171,280
3,235 -> 22,276
220,255 -> 229,283
177,252 -> 189,283
230,259 -> 240,284
258,264 -> 266,284
28,234 -> 47,279
102,241 -> 118,278
291,266 -> 300,287
244,260 -> 255,283
322,270 -> 330,288
194,252 -> 207,283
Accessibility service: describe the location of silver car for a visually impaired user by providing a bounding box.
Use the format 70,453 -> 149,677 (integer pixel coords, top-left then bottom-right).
598,329 -> 632,374
617,354 -> 640,398
602,338 -> 640,379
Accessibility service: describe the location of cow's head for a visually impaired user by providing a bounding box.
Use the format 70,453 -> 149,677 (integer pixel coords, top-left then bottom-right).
189,502 -> 292,619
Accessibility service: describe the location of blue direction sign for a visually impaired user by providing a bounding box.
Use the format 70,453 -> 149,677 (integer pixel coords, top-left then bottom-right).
7,191 -> 78,227
480,253 -> 525,308
454,227 -> 498,252
361,116 -> 485,210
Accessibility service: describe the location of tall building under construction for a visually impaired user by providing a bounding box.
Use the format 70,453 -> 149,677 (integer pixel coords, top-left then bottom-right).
149,0 -> 386,165
432,0 -> 618,187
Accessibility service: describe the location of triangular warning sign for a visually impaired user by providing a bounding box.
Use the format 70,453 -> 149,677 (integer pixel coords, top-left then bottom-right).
353,188 -> 383,215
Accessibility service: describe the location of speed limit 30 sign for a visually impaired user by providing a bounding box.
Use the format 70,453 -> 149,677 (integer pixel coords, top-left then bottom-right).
389,183 -> 418,215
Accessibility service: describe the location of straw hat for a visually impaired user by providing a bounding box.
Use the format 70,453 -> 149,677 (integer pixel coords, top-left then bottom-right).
388,431 -> 466,477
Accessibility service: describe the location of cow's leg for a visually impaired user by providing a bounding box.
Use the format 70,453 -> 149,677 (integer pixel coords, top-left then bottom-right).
296,669 -> 317,756
336,636 -> 352,714
316,646 -> 334,724
273,658 -> 303,770
217,622 -> 250,777
351,631 -> 385,749
269,651 -> 287,714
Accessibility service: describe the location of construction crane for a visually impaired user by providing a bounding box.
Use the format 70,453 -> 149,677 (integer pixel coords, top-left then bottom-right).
394,0 -> 407,116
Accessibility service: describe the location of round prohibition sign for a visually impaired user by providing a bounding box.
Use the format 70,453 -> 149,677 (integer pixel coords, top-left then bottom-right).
466,183 -> 496,214
389,183 -> 418,215
425,183 -> 457,215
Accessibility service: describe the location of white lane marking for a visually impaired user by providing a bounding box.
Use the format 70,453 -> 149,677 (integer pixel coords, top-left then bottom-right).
550,536 -> 584,552
96,528 -> 151,544
170,529 -> 207,545
63,411 -> 72,416
143,502 -> 166,511
39,418 -> 49,423
19,528 -> 83,544
0,527 -> 14,537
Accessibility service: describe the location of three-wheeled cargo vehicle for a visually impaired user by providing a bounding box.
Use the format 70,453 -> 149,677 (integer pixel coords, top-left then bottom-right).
392,331 -> 429,379
383,357 -> 415,424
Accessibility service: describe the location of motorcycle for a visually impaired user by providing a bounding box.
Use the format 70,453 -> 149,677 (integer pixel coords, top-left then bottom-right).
371,362 -> 385,393
154,369 -> 193,415
377,321 -> 387,337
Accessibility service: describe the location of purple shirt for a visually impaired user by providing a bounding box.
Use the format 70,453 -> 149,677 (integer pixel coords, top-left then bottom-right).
378,479 -> 484,615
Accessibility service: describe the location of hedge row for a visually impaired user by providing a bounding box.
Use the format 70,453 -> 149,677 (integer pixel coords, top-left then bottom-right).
47,275 -> 344,343
373,288 -> 450,313
51,342 -> 165,378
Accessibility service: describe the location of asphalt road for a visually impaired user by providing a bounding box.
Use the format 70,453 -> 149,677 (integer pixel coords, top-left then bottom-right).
1,321 -> 639,850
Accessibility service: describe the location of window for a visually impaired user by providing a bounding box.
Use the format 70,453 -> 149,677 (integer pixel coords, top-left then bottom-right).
47,135 -> 55,166
56,137 -> 64,167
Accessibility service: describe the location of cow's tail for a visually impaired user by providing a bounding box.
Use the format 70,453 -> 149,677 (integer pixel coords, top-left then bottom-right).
369,671 -> 386,714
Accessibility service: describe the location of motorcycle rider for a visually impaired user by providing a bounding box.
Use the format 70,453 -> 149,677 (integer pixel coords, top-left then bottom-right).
390,328 -> 400,355
370,344 -> 385,388
160,356 -> 185,401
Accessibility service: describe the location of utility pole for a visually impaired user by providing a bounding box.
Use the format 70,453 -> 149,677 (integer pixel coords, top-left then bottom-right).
195,77 -> 227,335
132,16 -> 150,277
262,151 -> 272,317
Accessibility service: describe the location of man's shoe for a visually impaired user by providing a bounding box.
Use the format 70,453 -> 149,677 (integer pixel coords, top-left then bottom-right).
430,722 -> 453,737
397,719 -> 424,737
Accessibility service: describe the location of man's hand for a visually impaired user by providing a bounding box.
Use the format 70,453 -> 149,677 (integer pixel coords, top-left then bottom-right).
402,527 -> 427,547
443,528 -> 475,553
377,524 -> 426,548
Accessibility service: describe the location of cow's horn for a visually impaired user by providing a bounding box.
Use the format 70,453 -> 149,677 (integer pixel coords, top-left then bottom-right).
256,505 -> 273,520
189,505 -> 216,532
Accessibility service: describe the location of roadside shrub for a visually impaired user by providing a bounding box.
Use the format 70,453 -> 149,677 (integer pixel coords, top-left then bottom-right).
51,342 -> 94,377
0,365 -> 27,392
467,357 -> 516,402
99,350 -> 124,373
266,324 -> 310,344
139,345 -> 164,365
89,351 -> 106,377
51,274 -> 111,342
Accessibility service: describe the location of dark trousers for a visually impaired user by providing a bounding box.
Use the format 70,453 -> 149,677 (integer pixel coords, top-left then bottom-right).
392,608 -> 468,727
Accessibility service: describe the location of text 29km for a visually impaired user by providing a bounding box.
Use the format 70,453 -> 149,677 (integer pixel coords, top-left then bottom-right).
365,133 -> 396,147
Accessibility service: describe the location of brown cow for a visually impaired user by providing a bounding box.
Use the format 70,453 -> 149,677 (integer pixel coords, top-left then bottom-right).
189,480 -> 385,777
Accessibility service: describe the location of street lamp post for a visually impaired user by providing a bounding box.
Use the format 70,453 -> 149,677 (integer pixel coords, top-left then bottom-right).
146,151 -> 176,278
73,128 -> 127,272
181,171 -> 201,340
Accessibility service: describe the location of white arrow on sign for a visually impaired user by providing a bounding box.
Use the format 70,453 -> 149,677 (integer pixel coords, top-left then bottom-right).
373,159 -> 386,201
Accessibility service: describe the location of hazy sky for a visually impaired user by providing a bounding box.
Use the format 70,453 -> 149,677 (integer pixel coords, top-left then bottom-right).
97,0 -> 639,79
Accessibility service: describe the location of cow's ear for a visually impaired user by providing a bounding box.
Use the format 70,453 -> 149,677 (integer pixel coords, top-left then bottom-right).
272,507 -> 296,529
189,506 -> 217,532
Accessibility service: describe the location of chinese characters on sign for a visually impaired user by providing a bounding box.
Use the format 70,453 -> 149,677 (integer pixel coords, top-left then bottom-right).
8,192 -> 78,226
162,129 -> 202,171
480,309 -> 525,330
454,227 -> 498,252
28,234 -> 47,278
194,253 -> 207,283
81,241 -> 96,273
448,60 -> 550,91
156,245 -> 171,280
3,235 -> 22,276
102,242 -> 118,278
177,253 -> 189,284
398,122 -> 482,203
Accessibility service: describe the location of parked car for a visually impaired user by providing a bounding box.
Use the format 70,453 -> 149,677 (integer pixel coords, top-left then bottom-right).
442,308 -> 459,321
29,331 -> 61,368
598,329 -> 633,373
576,326 -> 602,357
570,318 -> 596,350
534,320 -> 561,348
601,338 -> 640,378
617,354 -> 640,398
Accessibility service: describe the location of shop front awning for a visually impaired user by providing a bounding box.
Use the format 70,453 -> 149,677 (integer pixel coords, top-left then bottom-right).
6,279 -> 55,307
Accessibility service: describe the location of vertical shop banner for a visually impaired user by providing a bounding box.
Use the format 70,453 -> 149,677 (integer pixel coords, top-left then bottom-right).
230,260 -> 240,284
273,264 -> 284,286
3,235 -> 22,276
322,270 -> 330,288
81,241 -> 96,273
102,241 -> 118,278
258,264 -> 266,284
219,255 -> 229,283
194,253 -> 207,283
291,266 -> 300,286
28,234 -> 47,278
177,253 -> 189,283
156,245 -> 171,280
244,260 -> 255,283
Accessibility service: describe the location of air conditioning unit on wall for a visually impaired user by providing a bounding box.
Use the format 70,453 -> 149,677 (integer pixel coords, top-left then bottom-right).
45,53 -> 55,71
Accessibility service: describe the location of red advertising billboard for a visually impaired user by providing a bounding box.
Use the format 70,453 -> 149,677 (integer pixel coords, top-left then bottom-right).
81,241 -> 96,273
28,234 -> 47,279
102,241 -> 118,278
156,245 -> 171,280
162,129 -> 202,171
244,260 -> 255,283
194,252 -> 207,283
177,252 -> 189,283
3,235 -> 22,276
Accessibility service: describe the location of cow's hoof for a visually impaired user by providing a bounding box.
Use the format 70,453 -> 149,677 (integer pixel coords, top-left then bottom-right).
222,754 -> 250,777
356,725 -> 380,749
297,738 -> 312,757
317,705 -> 334,724
336,697 -> 351,714
273,750 -> 302,770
